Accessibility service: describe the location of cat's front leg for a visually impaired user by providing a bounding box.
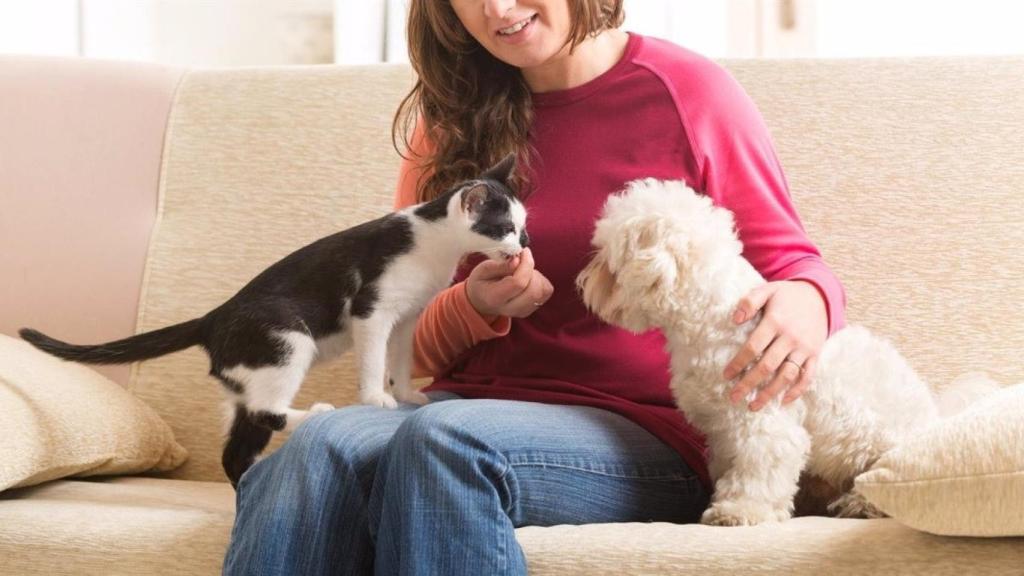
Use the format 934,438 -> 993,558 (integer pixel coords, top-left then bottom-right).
352,316 -> 398,409
387,315 -> 429,405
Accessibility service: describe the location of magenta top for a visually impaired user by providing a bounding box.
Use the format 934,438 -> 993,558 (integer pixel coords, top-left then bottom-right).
406,33 -> 847,489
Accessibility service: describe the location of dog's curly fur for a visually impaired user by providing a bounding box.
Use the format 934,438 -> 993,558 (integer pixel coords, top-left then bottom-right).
577,179 -> 990,526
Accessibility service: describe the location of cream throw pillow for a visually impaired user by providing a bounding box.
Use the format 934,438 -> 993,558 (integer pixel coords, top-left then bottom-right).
855,383 -> 1024,537
0,333 -> 187,491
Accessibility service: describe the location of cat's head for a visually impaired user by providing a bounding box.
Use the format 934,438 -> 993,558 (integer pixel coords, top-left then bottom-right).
424,154 -> 529,260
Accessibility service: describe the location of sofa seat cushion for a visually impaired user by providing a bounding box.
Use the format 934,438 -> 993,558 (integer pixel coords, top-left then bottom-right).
0,477 -> 233,576
518,519 -> 1024,575
2,477 -> 1022,576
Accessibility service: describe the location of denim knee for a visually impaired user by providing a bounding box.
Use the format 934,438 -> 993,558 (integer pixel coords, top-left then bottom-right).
369,400 -> 526,574
283,407 -> 396,486
387,400 -> 509,471
393,400 -> 474,441
229,407 -> 409,576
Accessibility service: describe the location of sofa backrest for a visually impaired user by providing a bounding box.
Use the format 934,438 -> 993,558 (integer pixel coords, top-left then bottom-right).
130,59 -> 1024,482
727,56 -> 1024,391
131,65 -> 415,480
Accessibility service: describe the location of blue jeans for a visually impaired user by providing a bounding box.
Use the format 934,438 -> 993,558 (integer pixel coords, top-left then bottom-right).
223,393 -> 708,575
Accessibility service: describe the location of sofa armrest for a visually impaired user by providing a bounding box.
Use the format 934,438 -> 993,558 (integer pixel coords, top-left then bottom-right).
0,56 -> 183,387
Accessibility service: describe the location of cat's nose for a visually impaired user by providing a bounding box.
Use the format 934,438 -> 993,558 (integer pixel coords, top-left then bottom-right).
519,230 -> 530,248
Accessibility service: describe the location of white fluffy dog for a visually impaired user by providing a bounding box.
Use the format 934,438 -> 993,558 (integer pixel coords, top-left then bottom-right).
577,179 -> 983,526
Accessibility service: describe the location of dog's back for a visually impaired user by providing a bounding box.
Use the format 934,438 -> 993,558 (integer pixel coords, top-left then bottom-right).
813,325 -> 938,440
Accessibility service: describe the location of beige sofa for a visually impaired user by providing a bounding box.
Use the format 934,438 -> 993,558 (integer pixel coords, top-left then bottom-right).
2,55 -> 1023,574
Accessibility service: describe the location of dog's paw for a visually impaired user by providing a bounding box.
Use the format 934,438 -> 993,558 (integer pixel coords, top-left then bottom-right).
309,402 -> 335,414
827,491 -> 888,519
701,500 -> 791,526
360,391 -> 399,410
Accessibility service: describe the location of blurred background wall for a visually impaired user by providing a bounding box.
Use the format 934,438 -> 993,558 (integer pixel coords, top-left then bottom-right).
1,0 -> 1023,67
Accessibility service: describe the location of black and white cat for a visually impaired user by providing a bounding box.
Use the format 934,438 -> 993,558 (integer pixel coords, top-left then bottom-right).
20,155 -> 528,485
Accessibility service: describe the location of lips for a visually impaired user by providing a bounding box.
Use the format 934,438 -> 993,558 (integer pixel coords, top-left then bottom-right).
496,14 -> 537,36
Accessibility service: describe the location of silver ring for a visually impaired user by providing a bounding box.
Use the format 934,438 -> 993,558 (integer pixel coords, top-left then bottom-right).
783,358 -> 804,372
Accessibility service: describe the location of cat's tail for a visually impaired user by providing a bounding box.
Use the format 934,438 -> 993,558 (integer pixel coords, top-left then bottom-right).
19,319 -> 204,364
936,371 -> 1001,418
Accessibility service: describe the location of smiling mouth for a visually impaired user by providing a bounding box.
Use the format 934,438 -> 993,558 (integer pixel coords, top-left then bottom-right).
498,14 -> 537,36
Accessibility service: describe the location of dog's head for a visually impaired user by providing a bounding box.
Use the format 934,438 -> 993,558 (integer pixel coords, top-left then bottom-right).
576,179 -> 742,332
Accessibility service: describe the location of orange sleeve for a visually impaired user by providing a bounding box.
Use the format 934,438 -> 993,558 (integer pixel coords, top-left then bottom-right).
395,121 -> 511,378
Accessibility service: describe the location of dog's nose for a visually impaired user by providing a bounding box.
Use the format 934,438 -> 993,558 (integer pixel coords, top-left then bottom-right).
519,230 -> 530,248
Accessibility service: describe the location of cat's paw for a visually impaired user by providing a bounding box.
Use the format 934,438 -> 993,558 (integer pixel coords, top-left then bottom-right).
360,390 -> 399,409
701,500 -> 791,526
394,389 -> 430,406
309,402 -> 335,413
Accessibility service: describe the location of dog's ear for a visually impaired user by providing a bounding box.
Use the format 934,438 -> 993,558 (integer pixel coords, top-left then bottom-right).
617,217 -> 685,313
577,252 -> 617,320
578,250 -> 657,332
632,251 -> 679,301
612,217 -> 669,257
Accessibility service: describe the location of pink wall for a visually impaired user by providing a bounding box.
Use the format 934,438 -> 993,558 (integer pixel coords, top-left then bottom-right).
0,57 -> 183,385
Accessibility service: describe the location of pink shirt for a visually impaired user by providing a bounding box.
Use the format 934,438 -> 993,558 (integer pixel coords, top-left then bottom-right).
395,34 -> 846,489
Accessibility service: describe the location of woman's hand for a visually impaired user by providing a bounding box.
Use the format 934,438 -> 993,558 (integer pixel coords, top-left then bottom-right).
722,280 -> 828,411
465,248 -> 554,319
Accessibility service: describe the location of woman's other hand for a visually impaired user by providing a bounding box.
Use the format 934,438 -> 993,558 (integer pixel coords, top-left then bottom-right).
722,280 -> 828,411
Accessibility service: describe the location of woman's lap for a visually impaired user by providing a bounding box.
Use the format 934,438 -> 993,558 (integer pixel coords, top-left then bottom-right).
258,392 -> 707,525
226,393 -> 708,575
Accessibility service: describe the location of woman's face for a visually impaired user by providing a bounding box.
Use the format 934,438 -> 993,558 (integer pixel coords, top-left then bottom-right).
449,0 -> 573,70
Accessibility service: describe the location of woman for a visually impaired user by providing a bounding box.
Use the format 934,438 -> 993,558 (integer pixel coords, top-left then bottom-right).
223,1 -> 845,574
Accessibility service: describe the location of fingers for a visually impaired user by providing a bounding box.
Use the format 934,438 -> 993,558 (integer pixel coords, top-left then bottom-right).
731,283 -> 778,324
465,252 -> 524,317
728,332 -> 786,405
503,247 -> 534,291
496,248 -> 547,307
471,253 -> 519,281
465,248 -> 553,318
504,271 -> 554,317
749,344 -> 803,411
782,356 -> 815,405
724,315 -> 776,386
722,285 -> 780,380
475,248 -> 534,301
723,281 -> 824,410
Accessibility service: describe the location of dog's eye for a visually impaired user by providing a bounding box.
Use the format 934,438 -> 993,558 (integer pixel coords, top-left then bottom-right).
503,224 -> 515,236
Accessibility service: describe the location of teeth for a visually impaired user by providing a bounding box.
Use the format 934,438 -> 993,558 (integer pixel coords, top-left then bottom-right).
499,17 -> 531,35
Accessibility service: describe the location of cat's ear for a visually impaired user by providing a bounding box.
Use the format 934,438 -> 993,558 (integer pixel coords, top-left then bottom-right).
480,153 -> 516,184
460,184 -> 488,215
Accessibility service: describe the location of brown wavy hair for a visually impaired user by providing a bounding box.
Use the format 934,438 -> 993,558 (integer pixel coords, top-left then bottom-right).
393,0 -> 624,202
